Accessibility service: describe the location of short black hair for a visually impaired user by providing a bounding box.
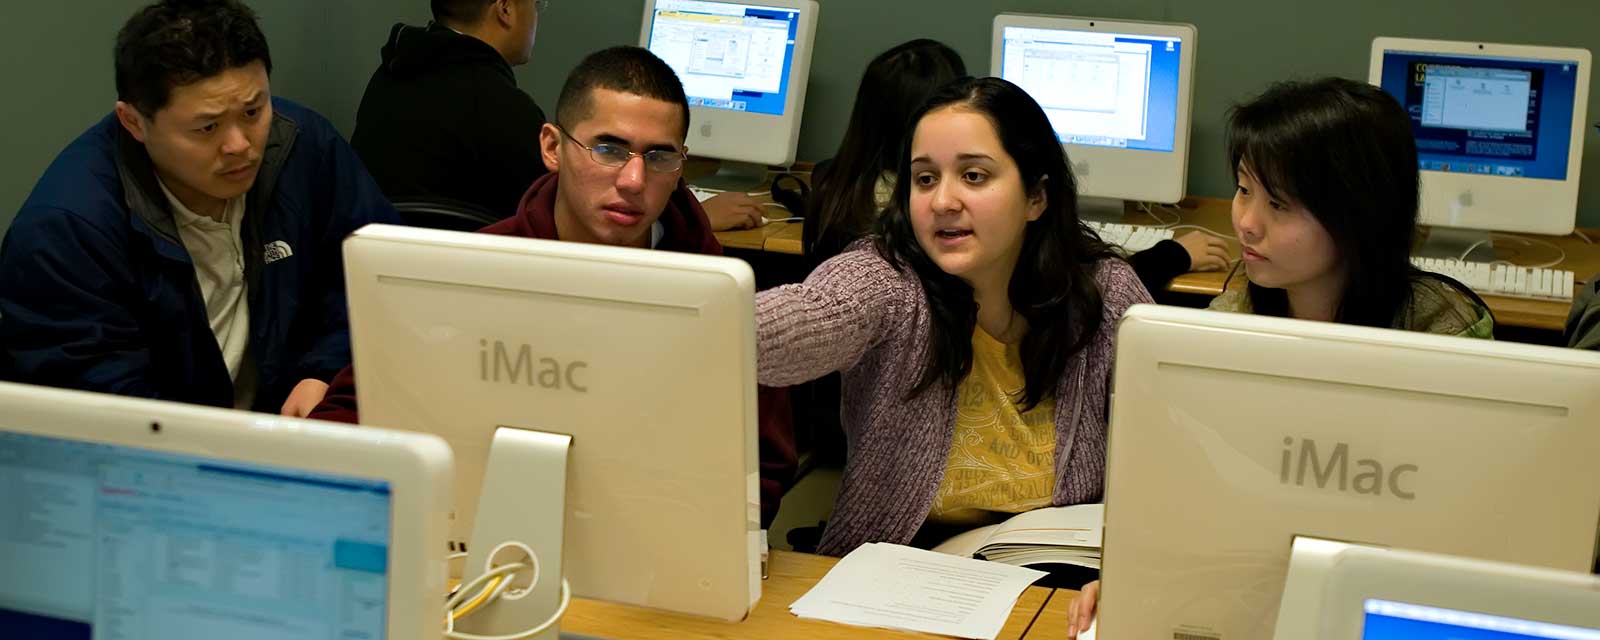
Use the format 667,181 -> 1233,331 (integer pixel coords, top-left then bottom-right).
431,0 -> 496,25
555,46 -> 690,140
115,0 -> 272,118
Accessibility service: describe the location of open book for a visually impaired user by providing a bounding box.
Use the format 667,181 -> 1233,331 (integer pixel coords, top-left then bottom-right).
932,504 -> 1103,569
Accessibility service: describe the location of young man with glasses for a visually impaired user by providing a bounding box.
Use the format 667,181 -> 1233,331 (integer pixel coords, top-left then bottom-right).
353,0 -> 766,230
312,46 -> 797,527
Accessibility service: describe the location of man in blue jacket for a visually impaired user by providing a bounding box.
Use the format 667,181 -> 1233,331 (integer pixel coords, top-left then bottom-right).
0,0 -> 399,416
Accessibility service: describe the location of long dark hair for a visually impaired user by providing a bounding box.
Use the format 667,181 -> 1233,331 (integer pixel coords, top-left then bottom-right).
874,77 -> 1117,409
1227,77 -> 1485,327
804,40 -> 966,262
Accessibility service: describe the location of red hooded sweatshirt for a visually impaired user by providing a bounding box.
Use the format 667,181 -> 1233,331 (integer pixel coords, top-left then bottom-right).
310,173 -> 798,526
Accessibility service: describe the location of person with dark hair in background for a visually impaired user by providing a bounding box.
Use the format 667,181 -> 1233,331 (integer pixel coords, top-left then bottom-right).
790,41 -> 1222,491
756,77 -> 1152,557
1066,77 -> 1495,640
1567,277 -> 1600,350
0,0 -> 398,416
353,0 -> 768,230
806,40 -> 1229,288
352,0 -> 549,217
314,46 -> 799,528
1209,77 -> 1493,338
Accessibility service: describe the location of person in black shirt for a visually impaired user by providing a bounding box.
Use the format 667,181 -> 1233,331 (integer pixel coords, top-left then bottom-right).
352,0 -> 768,230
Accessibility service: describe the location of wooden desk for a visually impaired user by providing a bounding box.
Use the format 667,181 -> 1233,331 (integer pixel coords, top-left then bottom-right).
1022,588 -> 1080,639
688,157 -> 810,256
715,220 -> 803,254
762,220 -> 805,255
553,550 -> 1054,639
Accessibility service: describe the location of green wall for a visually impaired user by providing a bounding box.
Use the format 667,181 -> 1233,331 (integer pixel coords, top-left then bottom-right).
5,0 -> 1600,236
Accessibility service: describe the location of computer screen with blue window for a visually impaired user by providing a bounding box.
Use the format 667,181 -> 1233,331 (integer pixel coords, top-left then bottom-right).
0,431 -> 393,639
1363,599 -> 1600,640
999,25 -> 1183,152
645,0 -> 800,116
1378,50 -> 1580,181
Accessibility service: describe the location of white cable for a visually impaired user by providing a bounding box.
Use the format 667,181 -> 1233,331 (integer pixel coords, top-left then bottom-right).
1153,203 -> 1183,229
447,562 -> 526,612
445,579 -> 573,640
1490,233 -> 1568,270
1458,238 -> 1492,262
1134,202 -> 1181,229
1574,229 -> 1594,244
485,572 -> 517,604
443,541 -> 571,640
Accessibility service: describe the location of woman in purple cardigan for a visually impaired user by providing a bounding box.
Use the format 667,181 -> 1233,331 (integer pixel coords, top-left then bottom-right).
756,77 -> 1152,557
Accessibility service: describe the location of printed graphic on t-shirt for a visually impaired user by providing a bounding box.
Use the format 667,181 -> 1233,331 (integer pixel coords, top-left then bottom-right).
929,331 -> 1058,524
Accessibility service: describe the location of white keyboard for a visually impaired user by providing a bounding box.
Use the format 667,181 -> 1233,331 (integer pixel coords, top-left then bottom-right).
1411,257 -> 1576,301
1087,222 -> 1175,253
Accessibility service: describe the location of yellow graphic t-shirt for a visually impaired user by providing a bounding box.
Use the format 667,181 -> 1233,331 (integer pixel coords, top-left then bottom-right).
926,329 -> 1058,527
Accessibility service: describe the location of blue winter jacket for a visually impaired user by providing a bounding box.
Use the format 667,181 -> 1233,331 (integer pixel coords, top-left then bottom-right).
0,98 -> 399,412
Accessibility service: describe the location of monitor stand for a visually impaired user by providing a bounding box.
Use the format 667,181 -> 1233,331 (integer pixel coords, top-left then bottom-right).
1272,536 -> 1386,639
1414,226 -> 1496,262
459,427 -> 572,640
1077,195 -> 1130,225
690,160 -> 770,193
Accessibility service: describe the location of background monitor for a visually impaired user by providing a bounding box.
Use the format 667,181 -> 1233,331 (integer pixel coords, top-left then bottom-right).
0,382 -> 453,640
343,225 -> 761,624
1098,305 -> 1600,640
640,0 -> 819,189
992,14 -> 1197,218
1370,38 -> 1591,254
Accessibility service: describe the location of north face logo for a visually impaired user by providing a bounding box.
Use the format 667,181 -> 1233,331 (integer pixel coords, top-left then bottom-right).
263,240 -> 294,264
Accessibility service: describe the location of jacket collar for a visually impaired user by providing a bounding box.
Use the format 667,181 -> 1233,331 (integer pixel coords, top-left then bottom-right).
113,105 -> 299,258
504,172 -> 720,254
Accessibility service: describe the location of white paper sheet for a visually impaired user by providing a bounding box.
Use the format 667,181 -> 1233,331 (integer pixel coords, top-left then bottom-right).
789,543 -> 1046,639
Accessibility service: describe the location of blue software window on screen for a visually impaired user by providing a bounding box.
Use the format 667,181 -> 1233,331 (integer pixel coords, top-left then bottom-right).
1379,51 -> 1579,181
0,431 -> 393,640
1362,599 -> 1600,640
1000,26 -> 1183,153
647,0 -> 800,116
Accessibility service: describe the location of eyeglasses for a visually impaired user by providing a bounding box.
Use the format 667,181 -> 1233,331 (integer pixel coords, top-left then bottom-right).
555,126 -> 685,174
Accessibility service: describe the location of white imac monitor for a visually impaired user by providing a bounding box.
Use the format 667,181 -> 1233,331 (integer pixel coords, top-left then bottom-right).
993,14 -> 1197,220
1370,38 -> 1591,259
0,381 -> 453,640
640,0 -> 818,190
1274,540 -> 1600,639
342,224 -> 761,630
1098,304 -> 1600,640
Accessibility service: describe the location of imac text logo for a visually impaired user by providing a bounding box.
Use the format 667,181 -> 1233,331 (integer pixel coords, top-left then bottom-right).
1279,437 -> 1418,500
478,340 -> 588,393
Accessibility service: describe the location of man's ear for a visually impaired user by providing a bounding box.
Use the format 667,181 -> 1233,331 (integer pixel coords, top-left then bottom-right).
539,123 -> 562,174
1026,176 -> 1049,222
494,0 -> 516,28
114,101 -> 149,144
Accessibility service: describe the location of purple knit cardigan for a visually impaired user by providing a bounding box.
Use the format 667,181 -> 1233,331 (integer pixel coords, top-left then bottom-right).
756,246 -> 1152,556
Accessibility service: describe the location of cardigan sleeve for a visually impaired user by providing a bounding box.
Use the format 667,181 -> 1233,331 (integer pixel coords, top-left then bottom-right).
755,247 -> 919,387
